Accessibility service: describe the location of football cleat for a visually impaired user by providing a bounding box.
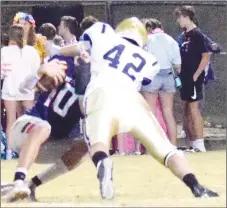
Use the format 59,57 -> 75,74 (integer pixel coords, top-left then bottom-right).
1,183 -> 14,197
28,183 -> 37,202
97,158 -> 114,200
191,184 -> 219,198
7,180 -> 31,202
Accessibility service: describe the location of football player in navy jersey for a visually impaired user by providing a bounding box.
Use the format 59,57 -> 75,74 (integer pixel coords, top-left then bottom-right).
1,16 -> 96,203
3,53 -> 91,202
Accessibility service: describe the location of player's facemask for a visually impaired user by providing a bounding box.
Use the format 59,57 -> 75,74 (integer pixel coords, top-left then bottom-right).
115,17 -> 147,48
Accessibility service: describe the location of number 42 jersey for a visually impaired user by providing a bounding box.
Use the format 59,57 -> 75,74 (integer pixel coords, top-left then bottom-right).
80,22 -> 160,97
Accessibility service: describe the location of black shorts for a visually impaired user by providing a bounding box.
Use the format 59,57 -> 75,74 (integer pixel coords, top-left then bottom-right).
180,78 -> 204,102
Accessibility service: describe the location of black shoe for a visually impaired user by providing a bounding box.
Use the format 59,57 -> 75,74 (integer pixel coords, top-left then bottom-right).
177,146 -> 189,151
193,148 -> 202,152
28,184 -> 37,202
177,146 -> 196,153
191,184 -> 219,198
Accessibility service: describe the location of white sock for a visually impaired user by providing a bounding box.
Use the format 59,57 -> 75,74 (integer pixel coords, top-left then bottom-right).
34,159 -> 69,186
15,167 -> 28,182
16,167 -> 28,175
6,149 -> 13,160
191,139 -> 206,152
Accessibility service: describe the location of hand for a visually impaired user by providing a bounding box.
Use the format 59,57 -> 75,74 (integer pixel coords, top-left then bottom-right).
78,42 -> 90,63
176,68 -> 181,75
39,59 -> 67,86
193,73 -> 199,82
79,50 -> 90,63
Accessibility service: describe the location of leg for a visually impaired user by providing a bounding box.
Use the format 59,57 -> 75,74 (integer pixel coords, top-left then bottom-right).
187,101 -> 205,152
27,140 -> 88,201
135,139 -> 141,155
159,92 -> 177,145
16,101 -> 23,118
85,109 -> 116,200
141,91 -> 158,115
21,100 -> 34,112
183,101 -> 193,145
3,100 -> 17,160
84,89 -> 118,200
116,134 -> 126,156
17,127 -> 50,169
131,105 -> 218,197
7,115 -> 51,202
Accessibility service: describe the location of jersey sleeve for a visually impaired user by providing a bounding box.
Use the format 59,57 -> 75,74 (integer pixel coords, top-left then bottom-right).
80,22 -> 115,51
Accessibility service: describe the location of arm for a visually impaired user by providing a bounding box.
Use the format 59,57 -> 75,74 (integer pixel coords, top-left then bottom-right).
58,42 -> 88,58
173,64 -> 181,75
172,41 -> 182,74
193,53 -> 210,81
203,33 -> 222,53
193,32 -> 210,81
74,58 -> 91,95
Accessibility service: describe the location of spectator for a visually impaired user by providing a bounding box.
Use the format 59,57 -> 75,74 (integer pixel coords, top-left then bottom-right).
58,16 -> 78,46
141,18 -> 181,145
39,23 -> 60,60
80,15 -> 99,32
13,12 -> 47,63
1,24 -> 40,159
174,6 -> 210,152
141,18 -> 152,34
1,33 -> 9,131
1,33 -> 9,47
141,18 -> 169,137
43,16 -> 80,139
178,25 -> 222,140
53,35 -> 64,46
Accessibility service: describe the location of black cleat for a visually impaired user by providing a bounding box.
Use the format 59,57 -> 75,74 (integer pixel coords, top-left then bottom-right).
28,184 -> 38,202
191,184 -> 219,198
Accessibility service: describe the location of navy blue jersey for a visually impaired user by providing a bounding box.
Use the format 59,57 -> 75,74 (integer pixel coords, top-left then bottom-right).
26,55 -> 82,138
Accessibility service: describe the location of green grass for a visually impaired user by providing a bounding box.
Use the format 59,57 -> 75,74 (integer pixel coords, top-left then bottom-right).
1,151 -> 226,207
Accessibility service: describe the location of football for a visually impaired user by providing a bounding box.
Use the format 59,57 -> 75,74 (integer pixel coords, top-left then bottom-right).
36,75 -> 56,92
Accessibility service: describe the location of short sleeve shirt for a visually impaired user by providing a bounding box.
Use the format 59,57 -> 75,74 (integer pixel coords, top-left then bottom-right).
180,27 -> 208,79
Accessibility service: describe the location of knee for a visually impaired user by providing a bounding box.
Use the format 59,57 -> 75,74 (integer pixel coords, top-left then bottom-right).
61,140 -> 88,170
30,124 -> 51,143
164,150 -> 184,167
189,106 -> 200,116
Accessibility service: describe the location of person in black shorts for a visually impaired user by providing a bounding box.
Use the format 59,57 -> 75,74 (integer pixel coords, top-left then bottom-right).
174,6 -> 210,152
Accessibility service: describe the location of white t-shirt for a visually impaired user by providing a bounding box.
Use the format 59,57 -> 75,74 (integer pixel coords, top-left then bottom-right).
44,40 -> 61,62
1,45 -> 40,100
146,32 -> 181,69
80,22 -> 160,98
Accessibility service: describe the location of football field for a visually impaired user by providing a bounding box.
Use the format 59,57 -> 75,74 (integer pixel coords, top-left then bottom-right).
1,151 -> 226,207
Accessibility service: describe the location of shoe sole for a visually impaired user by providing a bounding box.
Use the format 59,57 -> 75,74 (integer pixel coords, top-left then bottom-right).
7,189 -> 31,203
98,159 -> 114,200
1,184 -> 14,196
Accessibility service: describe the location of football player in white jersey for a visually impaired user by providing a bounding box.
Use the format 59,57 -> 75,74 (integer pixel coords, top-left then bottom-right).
61,17 -> 218,200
